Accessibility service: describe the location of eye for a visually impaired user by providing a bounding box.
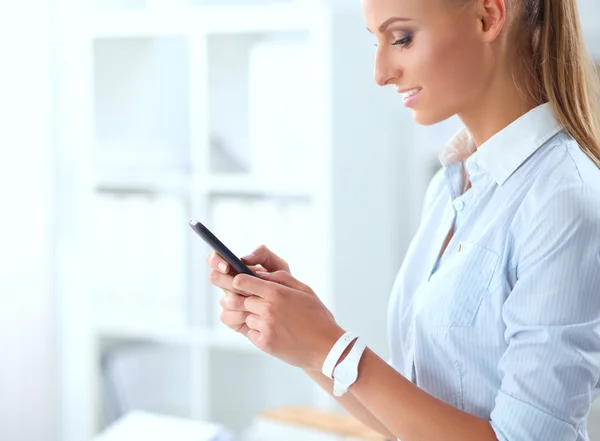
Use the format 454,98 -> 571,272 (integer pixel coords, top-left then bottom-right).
392,34 -> 413,47
372,33 -> 414,48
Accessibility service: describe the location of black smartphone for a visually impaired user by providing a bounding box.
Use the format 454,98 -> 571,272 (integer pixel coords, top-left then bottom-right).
189,220 -> 257,277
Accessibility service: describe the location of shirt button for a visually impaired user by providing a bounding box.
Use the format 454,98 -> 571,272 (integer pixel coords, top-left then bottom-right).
453,200 -> 465,211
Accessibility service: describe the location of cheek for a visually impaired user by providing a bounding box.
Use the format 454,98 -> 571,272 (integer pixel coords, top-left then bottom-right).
411,35 -> 487,122
428,37 -> 483,90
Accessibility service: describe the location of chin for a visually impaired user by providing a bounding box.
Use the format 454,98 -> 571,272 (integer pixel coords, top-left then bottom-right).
411,105 -> 457,126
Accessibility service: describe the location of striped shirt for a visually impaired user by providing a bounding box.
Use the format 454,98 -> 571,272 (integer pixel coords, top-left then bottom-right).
388,103 -> 600,440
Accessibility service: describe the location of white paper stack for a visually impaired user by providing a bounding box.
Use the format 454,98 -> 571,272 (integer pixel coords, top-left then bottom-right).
91,193 -> 188,333
91,411 -> 236,441
248,39 -> 315,180
243,407 -> 386,441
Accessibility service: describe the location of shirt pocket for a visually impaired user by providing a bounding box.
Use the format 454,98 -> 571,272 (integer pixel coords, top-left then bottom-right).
420,241 -> 499,327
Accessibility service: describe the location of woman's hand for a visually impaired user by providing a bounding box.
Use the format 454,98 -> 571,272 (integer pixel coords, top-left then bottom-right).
207,244 -> 293,336
207,245 -> 343,371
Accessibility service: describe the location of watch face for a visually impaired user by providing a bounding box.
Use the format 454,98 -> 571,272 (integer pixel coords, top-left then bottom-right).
335,363 -> 358,386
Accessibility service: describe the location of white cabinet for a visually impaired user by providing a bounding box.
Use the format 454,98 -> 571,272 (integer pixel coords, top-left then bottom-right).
55,1 -> 412,440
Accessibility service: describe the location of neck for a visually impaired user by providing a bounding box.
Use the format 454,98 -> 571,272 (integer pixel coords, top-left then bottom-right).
457,63 -> 541,149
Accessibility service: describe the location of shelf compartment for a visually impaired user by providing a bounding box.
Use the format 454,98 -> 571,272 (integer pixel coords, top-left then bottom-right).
92,36 -> 191,179
99,342 -> 193,426
90,192 -> 189,334
206,30 -> 316,179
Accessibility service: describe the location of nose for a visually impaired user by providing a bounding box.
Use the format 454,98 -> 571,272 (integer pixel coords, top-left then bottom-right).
374,48 -> 399,87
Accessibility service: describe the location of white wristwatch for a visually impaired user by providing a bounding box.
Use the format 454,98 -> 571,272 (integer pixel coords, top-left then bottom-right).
332,338 -> 367,397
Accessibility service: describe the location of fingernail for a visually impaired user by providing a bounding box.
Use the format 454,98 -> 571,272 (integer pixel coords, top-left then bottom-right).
242,252 -> 255,260
218,262 -> 228,273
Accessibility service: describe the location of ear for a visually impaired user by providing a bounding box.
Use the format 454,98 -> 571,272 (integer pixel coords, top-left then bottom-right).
477,0 -> 506,42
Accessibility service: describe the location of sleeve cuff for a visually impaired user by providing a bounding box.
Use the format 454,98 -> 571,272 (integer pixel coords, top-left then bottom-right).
490,390 -> 578,441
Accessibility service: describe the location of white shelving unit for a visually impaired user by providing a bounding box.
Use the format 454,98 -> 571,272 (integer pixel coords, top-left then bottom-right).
54,1 -> 414,440
53,1 -> 600,440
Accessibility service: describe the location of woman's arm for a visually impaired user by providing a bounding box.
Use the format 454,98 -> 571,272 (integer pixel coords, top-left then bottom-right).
302,367 -> 396,440
345,348 -> 497,441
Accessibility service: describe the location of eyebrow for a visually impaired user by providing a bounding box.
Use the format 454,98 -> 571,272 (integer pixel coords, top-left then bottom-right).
366,17 -> 413,34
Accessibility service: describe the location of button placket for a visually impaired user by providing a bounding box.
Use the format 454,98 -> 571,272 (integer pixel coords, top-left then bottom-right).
406,324 -> 416,383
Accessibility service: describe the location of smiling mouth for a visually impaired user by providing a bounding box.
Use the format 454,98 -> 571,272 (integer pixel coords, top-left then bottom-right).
398,87 -> 422,100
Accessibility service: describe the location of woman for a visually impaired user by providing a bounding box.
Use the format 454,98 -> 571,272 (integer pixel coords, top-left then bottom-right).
207,0 -> 600,439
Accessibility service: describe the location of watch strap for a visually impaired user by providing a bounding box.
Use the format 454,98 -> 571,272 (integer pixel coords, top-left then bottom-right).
322,332 -> 357,379
333,338 -> 367,397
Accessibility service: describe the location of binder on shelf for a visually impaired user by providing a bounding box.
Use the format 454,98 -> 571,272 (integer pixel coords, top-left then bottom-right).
248,39 -> 314,180
91,193 -> 188,332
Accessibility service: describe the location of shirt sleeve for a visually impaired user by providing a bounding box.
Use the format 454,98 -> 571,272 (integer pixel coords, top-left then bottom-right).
490,185 -> 600,441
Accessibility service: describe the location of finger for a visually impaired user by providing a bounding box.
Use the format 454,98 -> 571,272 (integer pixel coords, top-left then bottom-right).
210,270 -> 253,296
232,273 -> 293,300
241,245 -> 290,273
207,251 -> 267,275
219,292 -> 247,311
247,329 -> 262,348
206,251 -> 232,274
249,264 -> 267,272
236,323 -> 251,337
245,313 -> 265,332
255,270 -> 312,293
243,294 -> 270,315
209,269 -> 234,290
220,310 -> 251,329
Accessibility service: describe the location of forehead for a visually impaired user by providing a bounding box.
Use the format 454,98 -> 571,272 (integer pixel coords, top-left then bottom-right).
362,0 -> 466,32
362,0 -> 438,19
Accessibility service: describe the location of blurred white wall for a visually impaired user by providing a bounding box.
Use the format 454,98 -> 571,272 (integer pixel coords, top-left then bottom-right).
0,2 -> 58,441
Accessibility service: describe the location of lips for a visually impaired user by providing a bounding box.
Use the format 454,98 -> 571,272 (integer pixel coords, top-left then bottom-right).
397,87 -> 422,99
398,87 -> 422,107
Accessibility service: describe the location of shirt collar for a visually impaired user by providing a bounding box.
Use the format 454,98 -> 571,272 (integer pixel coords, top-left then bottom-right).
438,103 -> 563,186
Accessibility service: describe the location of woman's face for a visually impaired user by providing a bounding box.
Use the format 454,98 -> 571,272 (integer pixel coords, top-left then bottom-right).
363,0 -> 493,125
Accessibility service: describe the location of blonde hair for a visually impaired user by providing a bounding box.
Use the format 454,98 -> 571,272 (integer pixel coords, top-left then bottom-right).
526,0 -> 600,168
459,0 -> 600,167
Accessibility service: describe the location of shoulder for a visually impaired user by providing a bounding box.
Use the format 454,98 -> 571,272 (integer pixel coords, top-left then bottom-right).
533,131 -> 600,194
516,131 -> 600,233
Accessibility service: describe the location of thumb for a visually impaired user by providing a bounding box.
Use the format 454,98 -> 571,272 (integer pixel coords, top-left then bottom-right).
241,245 -> 291,273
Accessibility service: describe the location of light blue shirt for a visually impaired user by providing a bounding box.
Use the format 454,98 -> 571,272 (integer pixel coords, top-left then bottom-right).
388,103 -> 600,441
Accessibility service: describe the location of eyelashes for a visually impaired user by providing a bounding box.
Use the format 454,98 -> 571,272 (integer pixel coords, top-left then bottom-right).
373,33 -> 414,49
392,34 -> 413,48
